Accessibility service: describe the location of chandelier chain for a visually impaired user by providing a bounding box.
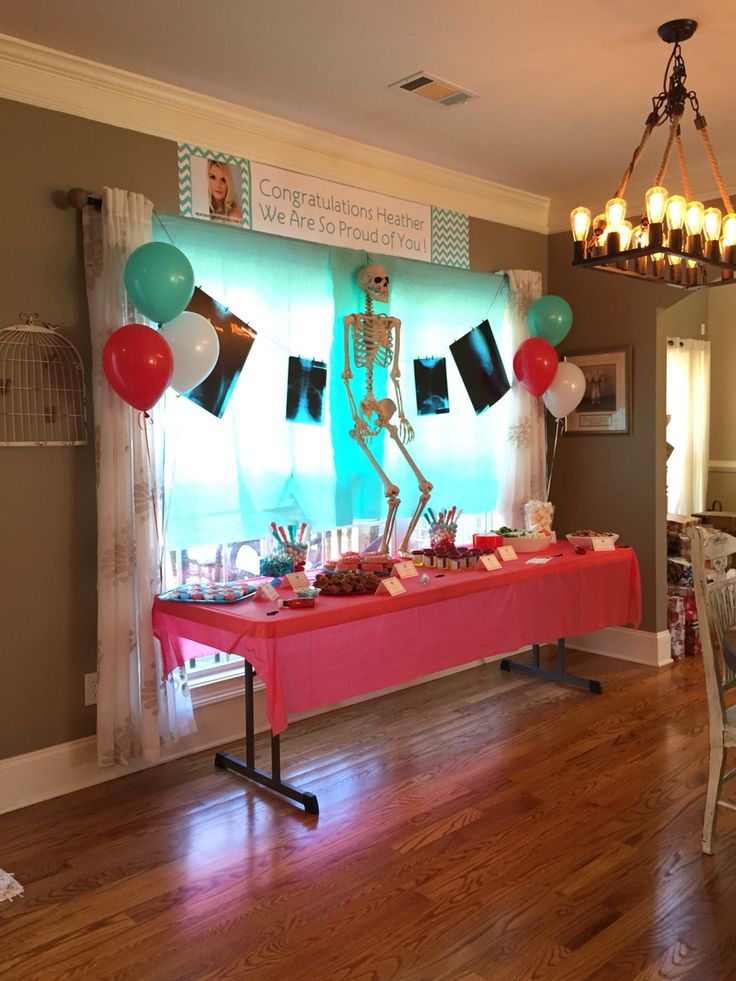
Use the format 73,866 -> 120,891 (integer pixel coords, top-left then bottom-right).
698,124 -> 734,214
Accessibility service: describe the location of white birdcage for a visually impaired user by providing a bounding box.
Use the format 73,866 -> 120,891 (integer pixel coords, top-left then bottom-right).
0,313 -> 88,446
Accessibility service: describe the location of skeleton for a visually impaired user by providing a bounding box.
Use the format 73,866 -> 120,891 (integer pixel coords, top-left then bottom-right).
342,264 -> 432,554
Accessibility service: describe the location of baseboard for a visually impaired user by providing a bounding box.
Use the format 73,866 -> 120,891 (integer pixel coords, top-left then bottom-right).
567,626 -> 672,667
0,651 -> 519,815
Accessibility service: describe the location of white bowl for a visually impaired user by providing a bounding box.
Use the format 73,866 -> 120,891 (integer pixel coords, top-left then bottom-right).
502,536 -> 551,553
566,533 -> 619,550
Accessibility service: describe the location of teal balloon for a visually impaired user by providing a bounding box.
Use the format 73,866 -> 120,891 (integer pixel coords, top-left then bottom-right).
124,242 -> 195,324
527,295 -> 573,346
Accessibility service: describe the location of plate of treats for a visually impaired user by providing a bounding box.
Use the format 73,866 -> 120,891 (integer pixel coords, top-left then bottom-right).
495,528 -> 552,553
566,530 -> 619,549
313,570 -> 381,595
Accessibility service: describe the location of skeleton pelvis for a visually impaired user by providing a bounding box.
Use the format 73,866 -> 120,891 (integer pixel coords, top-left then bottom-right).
360,397 -> 396,426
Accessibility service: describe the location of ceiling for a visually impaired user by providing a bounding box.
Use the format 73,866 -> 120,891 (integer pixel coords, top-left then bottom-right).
1,0 -> 735,229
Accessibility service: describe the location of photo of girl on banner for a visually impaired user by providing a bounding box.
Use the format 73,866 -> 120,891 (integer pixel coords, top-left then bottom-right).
191,154 -> 244,225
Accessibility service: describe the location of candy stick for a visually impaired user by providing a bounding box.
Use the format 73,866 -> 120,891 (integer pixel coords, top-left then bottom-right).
298,521 -> 307,542
277,525 -> 289,544
427,508 -> 437,524
424,513 -> 433,526
455,508 -> 463,524
447,506 -> 456,523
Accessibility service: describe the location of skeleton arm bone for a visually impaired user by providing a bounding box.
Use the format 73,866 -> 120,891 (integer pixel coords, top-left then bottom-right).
388,317 -> 414,443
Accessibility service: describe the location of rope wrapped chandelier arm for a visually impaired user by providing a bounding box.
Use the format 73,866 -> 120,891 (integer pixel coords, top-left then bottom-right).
571,19 -> 736,289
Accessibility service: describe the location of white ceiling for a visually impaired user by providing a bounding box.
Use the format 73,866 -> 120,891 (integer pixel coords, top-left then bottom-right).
1,0 -> 735,228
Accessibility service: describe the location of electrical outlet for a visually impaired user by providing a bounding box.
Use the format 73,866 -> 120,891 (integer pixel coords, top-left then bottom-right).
84,672 -> 98,706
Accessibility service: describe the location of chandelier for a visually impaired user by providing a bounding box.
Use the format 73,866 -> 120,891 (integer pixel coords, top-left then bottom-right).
570,19 -> 736,289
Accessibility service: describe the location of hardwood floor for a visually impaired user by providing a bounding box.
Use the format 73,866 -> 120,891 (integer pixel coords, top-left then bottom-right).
1,650 -> 735,980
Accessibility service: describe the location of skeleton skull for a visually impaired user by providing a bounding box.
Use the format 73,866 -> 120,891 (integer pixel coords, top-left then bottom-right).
357,264 -> 389,303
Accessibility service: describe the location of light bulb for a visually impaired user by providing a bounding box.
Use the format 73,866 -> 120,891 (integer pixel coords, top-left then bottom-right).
704,207 -> 722,242
685,201 -> 705,237
667,253 -> 682,266
645,186 -> 668,224
666,195 -> 687,230
618,220 -> 633,250
592,213 -> 608,249
632,224 -> 649,248
570,207 -> 591,242
722,213 -> 736,246
605,197 -> 627,228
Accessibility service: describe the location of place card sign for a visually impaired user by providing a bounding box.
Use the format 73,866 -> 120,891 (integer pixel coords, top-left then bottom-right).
378,576 -> 406,596
479,554 -> 502,571
285,572 -> 310,591
526,556 -> 552,565
257,583 -> 279,601
393,560 -> 419,579
496,545 -> 518,562
591,537 -> 616,551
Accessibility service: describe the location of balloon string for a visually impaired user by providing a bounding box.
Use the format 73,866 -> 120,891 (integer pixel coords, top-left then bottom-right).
546,417 -> 563,501
141,412 -> 165,588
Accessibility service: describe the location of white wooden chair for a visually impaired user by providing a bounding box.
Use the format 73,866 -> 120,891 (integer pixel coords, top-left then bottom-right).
687,525 -> 736,853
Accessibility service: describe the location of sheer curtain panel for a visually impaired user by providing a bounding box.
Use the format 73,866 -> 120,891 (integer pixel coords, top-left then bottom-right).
84,189 -> 195,767
495,270 -> 546,528
666,337 -> 711,515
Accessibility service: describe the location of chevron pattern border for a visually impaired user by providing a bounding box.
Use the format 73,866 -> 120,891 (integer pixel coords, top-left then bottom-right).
177,144 -> 251,227
431,208 -> 470,268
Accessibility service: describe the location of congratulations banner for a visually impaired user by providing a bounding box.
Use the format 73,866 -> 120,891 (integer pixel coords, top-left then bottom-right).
178,143 -> 469,268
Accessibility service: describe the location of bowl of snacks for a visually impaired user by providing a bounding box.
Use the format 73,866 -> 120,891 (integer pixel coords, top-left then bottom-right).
566,530 -> 619,550
496,527 -> 552,553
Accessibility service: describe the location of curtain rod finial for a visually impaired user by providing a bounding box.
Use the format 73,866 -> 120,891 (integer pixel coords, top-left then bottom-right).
67,187 -> 92,210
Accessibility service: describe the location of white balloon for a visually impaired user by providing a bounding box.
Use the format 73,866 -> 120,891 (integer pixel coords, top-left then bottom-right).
160,312 -> 219,394
542,361 -> 586,420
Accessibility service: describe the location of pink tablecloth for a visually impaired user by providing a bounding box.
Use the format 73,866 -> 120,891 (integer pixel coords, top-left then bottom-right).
153,544 -> 641,734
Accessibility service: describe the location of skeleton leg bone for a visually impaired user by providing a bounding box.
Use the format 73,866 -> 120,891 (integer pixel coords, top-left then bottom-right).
350,428 -> 401,554
381,418 -> 433,554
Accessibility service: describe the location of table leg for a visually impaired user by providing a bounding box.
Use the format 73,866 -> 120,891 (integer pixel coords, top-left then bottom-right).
214,659 -> 320,814
500,639 -> 603,694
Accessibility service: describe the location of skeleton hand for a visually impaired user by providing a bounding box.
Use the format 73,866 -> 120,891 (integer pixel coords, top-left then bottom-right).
398,417 -> 414,443
351,416 -> 373,440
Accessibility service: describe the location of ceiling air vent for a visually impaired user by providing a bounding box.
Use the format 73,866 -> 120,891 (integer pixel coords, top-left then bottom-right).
390,71 -> 479,107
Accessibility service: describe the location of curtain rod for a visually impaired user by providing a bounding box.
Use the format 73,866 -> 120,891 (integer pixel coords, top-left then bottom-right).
67,188 -> 102,210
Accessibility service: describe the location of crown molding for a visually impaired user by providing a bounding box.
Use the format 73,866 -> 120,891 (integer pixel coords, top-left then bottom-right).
0,33 -> 550,234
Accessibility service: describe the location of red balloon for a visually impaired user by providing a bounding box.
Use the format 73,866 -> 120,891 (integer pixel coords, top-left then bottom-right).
512,337 -> 558,397
102,323 -> 173,411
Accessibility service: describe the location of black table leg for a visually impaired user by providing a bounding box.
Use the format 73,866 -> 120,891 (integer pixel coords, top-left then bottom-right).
214,659 -> 320,814
500,639 -> 603,694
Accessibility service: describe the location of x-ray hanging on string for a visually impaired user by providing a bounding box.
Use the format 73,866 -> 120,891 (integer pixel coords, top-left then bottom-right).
184,288 -> 257,418
450,319 -> 510,415
414,357 -> 450,416
285,356 -> 327,425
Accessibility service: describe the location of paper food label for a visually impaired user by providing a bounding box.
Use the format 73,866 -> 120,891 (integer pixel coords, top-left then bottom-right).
496,545 -> 518,562
285,572 -> 310,591
479,554 -> 502,571
258,583 -> 279,601
378,576 -> 406,596
526,556 -> 552,565
393,560 -> 419,579
592,537 -> 616,551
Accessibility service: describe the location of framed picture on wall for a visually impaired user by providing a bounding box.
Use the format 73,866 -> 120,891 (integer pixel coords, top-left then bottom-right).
564,347 -> 632,434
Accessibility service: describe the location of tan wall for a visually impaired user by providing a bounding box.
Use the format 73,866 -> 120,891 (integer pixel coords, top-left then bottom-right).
0,98 -> 177,760
547,231 -> 694,633
0,97 -> 546,761
706,287 -> 736,509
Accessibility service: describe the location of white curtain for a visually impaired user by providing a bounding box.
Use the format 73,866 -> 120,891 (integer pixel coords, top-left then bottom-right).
83,188 -> 196,767
495,270 -> 546,528
666,337 -> 711,515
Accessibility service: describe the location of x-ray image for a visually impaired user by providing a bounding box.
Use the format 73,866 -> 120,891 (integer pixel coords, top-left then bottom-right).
286,357 -> 327,425
414,357 -> 450,416
450,319 -> 510,415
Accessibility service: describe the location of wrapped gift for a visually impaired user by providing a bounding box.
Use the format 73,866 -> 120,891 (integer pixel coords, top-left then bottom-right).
667,593 -> 686,661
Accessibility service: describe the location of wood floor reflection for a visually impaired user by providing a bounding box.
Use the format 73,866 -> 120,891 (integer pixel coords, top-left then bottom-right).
1,651 -> 734,980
